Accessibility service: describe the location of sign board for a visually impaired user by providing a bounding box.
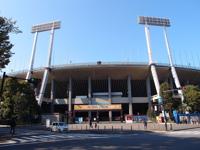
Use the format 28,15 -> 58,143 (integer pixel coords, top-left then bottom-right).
125,115 -> 133,123
74,104 -> 122,111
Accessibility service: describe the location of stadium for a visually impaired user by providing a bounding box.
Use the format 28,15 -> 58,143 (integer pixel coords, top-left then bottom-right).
9,17 -> 200,123
14,62 -> 200,122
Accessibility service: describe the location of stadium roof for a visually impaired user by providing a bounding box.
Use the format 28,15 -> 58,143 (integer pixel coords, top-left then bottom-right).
11,62 -> 200,82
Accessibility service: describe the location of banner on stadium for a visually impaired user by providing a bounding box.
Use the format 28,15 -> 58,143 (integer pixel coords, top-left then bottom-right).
74,104 -> 122,111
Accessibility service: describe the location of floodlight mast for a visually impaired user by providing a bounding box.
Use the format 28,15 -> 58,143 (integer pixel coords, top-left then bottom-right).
26,32 -> 38,80
26,21 -> 61,106
138,16 -> 184,103
163,27 -> 184,103
138,16 -> 161,99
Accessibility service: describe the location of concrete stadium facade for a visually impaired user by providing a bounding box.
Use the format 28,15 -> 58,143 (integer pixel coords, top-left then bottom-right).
14,62 -> 200,122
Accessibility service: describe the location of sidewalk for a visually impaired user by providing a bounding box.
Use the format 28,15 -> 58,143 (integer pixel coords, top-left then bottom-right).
1,122 -> 200,140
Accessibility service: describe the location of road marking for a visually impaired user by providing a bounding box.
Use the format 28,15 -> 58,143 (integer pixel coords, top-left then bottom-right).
166,130 -> 200,137
0,133 -> 131,147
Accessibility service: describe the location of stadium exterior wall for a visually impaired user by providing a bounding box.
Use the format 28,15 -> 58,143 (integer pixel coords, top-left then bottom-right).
12,62 -> 200,122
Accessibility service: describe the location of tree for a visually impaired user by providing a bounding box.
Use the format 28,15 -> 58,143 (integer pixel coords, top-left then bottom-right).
183,85 -> 200,112
0,17 -> 21,69
160,82 -> 181,111
0,78 -> 40,123
160,82 -> 182,121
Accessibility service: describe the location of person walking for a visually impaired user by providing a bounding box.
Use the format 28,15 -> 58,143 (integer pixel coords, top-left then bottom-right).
143,119 -> 147,130
95,122 -> 97,128
89,118 -> 93,128
10,117 -> 16,136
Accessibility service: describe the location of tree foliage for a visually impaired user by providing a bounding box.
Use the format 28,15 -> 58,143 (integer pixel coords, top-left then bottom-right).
0,78 -> 41,123
0,17 -> 21,69
160,82 -> 181,111
183,85 -> 200,112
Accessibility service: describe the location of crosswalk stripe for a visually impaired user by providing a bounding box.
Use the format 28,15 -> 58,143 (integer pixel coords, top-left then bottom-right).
12,138 -> 29,143
0,133 -> 127,146
22,137 -> 39,141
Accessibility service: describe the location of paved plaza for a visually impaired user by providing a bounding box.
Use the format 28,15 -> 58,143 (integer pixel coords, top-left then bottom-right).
0,126 -> 200,150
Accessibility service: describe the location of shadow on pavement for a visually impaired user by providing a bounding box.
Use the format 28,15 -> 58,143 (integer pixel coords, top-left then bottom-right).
0,128 -> 200,150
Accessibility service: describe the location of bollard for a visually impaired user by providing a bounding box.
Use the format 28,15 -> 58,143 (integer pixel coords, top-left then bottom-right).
131,125 -> 132,131
138,124 -> 140,130
153,123 -> 156,130
86,125 -> 88,131
112,126 -> 113,132
121,126 -> 123,131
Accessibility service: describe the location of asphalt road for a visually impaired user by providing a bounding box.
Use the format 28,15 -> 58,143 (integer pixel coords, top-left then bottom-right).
0,128 -> 200,150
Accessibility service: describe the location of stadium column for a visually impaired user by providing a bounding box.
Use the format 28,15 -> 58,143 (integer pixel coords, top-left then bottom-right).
127,75 -> 133,115
108,77 -> 112,122
88,76 -> 92,120
146,76 -> 152,108
68,77 -> 72,123
50,79 -> 55,113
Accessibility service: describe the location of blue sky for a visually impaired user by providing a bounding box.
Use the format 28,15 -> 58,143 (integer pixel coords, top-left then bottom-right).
1,0 -> 200,73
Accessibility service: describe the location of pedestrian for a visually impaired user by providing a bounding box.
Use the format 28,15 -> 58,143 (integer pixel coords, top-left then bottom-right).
143,119 -> 147,129
95,122 -> 97,128
89,118 -> 93,128
10,117 -> 16,136
120,115 -> 123,123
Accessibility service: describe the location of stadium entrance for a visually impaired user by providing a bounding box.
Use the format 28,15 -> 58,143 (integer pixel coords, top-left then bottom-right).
74,104 -> 122,122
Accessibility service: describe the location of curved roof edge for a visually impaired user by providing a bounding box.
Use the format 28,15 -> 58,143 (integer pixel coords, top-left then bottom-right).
8,62 -> 200,75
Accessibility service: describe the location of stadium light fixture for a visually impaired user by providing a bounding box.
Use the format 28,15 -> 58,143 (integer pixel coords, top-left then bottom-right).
31,21 -> 61,33
138,16 -> 170,27
27,20 -> 61,106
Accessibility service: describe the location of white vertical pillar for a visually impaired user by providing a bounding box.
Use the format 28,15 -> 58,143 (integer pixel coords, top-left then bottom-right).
50,79 -> 55,113
68,77 -> 72,123
163,27 -> 184,103
88,76 -> 92,119
146,76 -> 152,108
68,77 -> 72,114
26,32 -> 38,80
88,76 -> 92,104
144,25 -> 161,97
128,75 -> 133,115
38,27 -> 55,106
108,77 -> 112,121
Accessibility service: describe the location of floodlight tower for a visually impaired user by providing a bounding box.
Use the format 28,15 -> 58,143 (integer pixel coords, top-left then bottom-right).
138,16 -> 163,101
26,21 -> 61,106
138,16 -> 184,103
163,27 -> 184,103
